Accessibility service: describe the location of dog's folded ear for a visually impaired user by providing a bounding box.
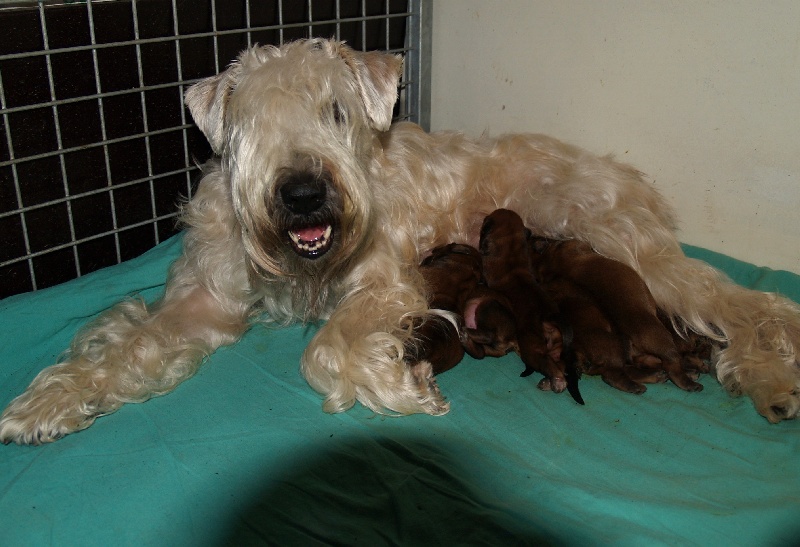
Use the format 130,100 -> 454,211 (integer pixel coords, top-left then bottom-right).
185,63 -> 241,154
338,45 -> 403,132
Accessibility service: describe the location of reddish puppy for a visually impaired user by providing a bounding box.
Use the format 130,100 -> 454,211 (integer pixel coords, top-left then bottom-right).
529,237 -> 703,392
414,243 -> 517,373
479,209 -> 582,403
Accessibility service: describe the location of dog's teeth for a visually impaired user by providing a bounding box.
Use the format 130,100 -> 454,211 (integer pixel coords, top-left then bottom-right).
289,225 -> 332,255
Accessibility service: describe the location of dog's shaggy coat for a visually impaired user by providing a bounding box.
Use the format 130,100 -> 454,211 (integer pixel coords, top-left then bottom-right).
1,39 -> 799,444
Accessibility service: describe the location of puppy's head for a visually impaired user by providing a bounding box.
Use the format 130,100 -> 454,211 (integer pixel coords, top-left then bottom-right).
420,243 -> 484,304
462,296 -> 518,359
478,209 -> 529,260
422,243 -> 482,272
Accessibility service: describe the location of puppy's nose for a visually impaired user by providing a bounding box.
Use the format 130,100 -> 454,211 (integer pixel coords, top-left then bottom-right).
279,175 -> 327,215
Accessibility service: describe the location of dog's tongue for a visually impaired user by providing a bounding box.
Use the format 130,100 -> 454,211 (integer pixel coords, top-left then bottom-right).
463,299 -> 479,330
295,225 -> 327,242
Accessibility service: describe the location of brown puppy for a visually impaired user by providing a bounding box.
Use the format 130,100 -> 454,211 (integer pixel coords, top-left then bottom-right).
529,236 -> 703,392
414,243 -> 517,374
412,244 -> 476,374
461,291 -> 518,359
533,272 -> 667,394
479,209 -> 583,404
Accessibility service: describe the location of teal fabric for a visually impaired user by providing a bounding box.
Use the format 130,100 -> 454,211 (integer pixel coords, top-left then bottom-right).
1,236 -> 799,546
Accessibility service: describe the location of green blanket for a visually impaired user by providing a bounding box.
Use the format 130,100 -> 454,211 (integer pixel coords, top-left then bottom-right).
1,235 -> 798,546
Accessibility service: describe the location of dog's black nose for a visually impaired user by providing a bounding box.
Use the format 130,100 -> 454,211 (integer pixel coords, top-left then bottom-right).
279,174 -> 327,215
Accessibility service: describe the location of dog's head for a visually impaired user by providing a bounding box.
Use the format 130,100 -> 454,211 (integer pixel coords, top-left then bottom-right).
185,39 -> 403,309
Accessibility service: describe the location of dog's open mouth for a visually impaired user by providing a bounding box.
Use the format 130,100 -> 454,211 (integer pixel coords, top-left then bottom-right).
287,224 -> 334,258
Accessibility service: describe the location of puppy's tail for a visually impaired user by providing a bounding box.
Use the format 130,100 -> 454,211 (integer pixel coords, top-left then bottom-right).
560,322 -> 585,405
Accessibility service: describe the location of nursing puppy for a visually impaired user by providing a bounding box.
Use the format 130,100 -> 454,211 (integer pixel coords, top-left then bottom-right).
535,274 -> 667,394
479,209 -> 582,403
528,237 -> 702,392
413,243 -> 517,372
461,290 -> 518,360
412,244 -> 477,374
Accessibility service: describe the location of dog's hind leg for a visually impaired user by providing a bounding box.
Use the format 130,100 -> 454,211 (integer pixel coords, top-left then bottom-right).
621,242 -> 800,420
506,147 -> 800,422
523,154 -> 800,421
701,284 -> 800,422
606,216 -> 800,421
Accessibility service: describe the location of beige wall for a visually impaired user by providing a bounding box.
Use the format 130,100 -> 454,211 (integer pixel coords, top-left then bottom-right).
430,1 -> 800,274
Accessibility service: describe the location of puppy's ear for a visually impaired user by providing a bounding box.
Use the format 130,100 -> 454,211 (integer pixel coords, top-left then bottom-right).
463,331 -> 488,359
531,238 -> 549,254
185,63 -> 241,154
338,44 -> 403,131
478,218 -> 495,254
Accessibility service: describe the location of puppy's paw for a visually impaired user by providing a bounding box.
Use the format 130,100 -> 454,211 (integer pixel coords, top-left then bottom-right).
627,369 -> 668,384
536,377 -> 552,391
600,373 -> 647,395
665,366 -> 704,392
536,376 -> 566,393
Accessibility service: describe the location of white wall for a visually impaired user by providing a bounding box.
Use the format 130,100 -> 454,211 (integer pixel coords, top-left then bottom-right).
430,1 -> 800,274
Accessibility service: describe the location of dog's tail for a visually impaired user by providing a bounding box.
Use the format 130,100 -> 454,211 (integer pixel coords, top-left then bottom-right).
560,321 -> 585,405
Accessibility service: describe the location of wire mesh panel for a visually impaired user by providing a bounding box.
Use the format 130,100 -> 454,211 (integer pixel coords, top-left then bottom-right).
0,0 -> 430,299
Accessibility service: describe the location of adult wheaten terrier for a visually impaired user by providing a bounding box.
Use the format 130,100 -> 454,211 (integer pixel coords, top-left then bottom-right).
2,39 -> 799,444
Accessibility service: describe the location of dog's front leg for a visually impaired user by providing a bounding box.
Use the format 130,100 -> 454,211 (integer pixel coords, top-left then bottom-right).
1,174 -> 257,445
0,162 -> 258,444
299,247 -> 450,416
0,261 -> 252,445
1,283 -> 250,445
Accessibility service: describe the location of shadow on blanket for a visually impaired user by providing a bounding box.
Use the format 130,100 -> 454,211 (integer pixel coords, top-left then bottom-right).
223,436 -> 566,545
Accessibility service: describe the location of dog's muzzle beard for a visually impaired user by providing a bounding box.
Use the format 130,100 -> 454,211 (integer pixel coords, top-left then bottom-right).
278,170 -> 339,260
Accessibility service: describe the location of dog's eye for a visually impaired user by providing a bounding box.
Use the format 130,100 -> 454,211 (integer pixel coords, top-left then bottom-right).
331,101 -> 345,125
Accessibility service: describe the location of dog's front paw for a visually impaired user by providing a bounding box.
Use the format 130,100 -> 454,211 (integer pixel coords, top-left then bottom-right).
0,412 -> 70,445
409,360 -> 451,416
0,384 -> 102,445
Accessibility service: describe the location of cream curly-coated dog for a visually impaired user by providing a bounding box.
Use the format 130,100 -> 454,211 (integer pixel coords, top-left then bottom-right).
2,39 -> 799,444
